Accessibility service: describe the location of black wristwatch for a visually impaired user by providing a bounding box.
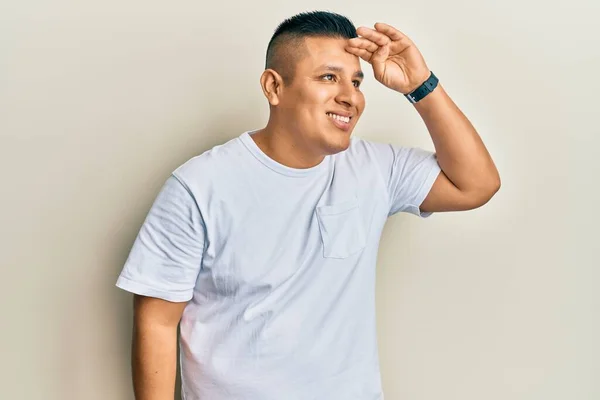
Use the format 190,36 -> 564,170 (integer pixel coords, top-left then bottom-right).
405,71 -> 439,104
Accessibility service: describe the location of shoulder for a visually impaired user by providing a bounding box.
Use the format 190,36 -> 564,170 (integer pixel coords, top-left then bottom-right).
172,134 -> 245,185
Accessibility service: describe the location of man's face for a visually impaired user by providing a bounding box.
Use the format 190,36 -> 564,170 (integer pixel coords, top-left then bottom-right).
278,36 -> 366,156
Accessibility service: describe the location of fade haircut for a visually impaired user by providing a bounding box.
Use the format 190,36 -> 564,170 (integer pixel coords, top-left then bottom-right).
265,11 -> 357,85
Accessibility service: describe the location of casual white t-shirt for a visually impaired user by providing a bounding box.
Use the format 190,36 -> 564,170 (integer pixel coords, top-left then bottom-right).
116,130 -> 441,400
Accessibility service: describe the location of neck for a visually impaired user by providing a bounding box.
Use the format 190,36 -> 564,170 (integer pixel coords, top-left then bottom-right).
251,119 -> 326,169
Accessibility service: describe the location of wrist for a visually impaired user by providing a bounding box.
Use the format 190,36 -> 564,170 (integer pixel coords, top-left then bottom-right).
413,84 -> 447,113
405,71 -> 439,104
405,71 -> 431,94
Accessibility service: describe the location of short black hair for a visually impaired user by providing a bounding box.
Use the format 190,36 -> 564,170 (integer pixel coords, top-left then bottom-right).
265,11 -> 357,84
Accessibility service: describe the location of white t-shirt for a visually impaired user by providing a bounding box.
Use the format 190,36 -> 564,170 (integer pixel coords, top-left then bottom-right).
116,130 -> 441,400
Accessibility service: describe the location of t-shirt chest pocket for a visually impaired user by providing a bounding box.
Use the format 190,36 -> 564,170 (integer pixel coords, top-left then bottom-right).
315,198 -> 367,259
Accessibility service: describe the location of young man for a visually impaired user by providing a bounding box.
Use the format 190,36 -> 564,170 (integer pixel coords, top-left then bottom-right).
116,11 -> 500,400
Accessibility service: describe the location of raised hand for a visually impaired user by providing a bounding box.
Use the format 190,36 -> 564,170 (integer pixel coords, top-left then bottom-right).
346,23 -> 431,94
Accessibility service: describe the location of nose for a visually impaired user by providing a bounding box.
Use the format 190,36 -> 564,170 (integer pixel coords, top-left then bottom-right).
335,80 -> 359,108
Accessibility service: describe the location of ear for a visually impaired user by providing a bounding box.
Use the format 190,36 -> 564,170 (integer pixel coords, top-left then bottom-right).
259,69 -> 284,106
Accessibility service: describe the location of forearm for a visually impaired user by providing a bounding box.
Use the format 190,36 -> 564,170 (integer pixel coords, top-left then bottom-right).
414,84 -> 500,194
132,321 -> 178,400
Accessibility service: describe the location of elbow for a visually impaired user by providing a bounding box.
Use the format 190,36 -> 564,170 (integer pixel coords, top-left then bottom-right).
495,179 -> 501,194
491,168 -> 501,194
463,173 -> 500,210
489,173 -> 501,195
476,173 -> 501,207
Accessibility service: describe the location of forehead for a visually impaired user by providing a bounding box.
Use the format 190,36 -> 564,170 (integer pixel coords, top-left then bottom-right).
297,36 -> 361,72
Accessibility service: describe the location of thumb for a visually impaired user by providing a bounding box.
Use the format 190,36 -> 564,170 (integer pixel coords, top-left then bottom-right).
370,43 -> 389,80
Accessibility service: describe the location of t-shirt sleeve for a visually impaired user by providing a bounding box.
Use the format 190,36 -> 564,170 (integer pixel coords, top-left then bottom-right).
115,174 -> 206,302
367,141 -> 441,218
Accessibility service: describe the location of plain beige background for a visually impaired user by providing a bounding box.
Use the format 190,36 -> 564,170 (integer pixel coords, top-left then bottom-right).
1,0 -> 598,399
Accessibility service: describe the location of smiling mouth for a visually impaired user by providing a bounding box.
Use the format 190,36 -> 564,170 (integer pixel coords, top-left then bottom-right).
326,112 -> 353,132
326,112 -> 352,124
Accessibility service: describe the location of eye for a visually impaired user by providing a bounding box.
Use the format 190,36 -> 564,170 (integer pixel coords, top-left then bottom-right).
321,74 -> 336,81
353,80 -> 362,88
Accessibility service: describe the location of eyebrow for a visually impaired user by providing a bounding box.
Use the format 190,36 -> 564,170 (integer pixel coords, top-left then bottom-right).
319,65 -> 364,79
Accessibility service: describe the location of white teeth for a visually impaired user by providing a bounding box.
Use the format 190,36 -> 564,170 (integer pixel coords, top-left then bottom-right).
326,113 -> 350,123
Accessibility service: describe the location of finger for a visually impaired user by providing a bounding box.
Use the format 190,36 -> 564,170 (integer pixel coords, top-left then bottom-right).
373,22 -> 411,43
356,26 -> 392,47
347,37 -> 379,53
345,46 -> 373,62
370,45 -> 388,82
369,42 -> 389,67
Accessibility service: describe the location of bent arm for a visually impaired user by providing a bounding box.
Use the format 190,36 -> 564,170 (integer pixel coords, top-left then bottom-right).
416,84 -> 501,212
131,295 -> 187,400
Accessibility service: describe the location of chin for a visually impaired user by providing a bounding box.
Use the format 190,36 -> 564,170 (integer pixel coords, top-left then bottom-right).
321,134 -> 351,155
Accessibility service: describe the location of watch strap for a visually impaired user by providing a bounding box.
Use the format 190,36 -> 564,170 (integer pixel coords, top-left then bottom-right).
405,71 -> 439,104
